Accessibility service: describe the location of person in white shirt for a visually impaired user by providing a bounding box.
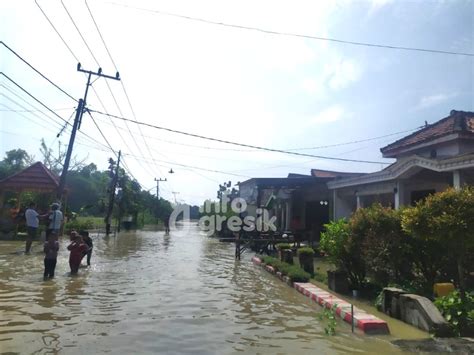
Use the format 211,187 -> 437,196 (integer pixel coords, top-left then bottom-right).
25,202 -> 39,253
47,203 -> 63,240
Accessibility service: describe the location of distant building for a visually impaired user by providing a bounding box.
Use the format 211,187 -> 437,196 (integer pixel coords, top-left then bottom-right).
329,110 -> 474,218
238,169 -> 362,241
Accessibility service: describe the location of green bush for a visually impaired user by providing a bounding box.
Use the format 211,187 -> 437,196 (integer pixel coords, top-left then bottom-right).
402,187 -> 474,301
297,247 -> 315,256
276,243 -> 292,250
435,291 -> 474,337
259,256 -> 310,282
320,219 -> 366,289
64,218 -> 95,233
287,266 -> 311,282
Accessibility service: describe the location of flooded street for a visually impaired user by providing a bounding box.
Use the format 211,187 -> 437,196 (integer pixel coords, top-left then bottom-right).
1,223 -> 409,354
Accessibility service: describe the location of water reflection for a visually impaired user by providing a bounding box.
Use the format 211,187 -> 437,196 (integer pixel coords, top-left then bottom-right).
0,224 -> 410,354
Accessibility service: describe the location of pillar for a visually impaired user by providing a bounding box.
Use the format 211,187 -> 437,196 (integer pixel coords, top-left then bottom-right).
285,201 -> 291,230
394,181 -> 405,210
356,195 -> 362,209
453,170 -> 464,189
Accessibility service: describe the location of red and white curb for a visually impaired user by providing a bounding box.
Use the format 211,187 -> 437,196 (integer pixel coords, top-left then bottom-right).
252,256 -> 390,335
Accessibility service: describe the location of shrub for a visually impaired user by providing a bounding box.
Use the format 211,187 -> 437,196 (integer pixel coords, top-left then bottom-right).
287,265 -> 311,282
297,247 -> 315,256
276,243 -> 292,250
402,187 -> 474,301
320,219 -> 366,289
350,204 -> 414,285
64,218 -> 95,233
259,256 -> 310,282
434,291 -> 474,337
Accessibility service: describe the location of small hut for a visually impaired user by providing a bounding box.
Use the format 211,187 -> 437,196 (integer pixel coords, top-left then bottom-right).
0,162 -> 64,235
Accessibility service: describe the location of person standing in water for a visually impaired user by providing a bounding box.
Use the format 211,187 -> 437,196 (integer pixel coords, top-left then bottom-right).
80,230 -> 93,266
43,234 -> 59,280
47,203 -> 63,239
67,231 -> 87,275
24,202 -> 39,253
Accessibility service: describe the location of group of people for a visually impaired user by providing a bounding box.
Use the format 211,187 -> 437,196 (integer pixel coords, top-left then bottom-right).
24,202 -> 63,254
22,201 -> 94,280
43,230 -> 93,280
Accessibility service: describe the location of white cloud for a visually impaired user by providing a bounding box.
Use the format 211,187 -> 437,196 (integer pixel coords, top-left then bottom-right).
309,106 -> 346,125
368,0 -> 394,16
415,93 -> 458,110
326,59 -> 362,90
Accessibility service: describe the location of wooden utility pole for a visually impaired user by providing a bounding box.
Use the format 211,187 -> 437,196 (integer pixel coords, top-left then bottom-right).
56,63 -> 120,201
105,150 -> 121,236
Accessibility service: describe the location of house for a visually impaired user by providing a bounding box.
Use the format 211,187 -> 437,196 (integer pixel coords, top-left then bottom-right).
329,110 -> 474,219
238,169 -> 362,240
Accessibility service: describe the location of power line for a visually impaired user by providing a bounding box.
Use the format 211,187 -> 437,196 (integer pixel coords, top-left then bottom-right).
107,2 -> 474,57
0,107 -> 74,112
34,0 -> 80,62
0,41 -> 77,102
92,111 -> 420,154
84,0 -> 167,177
124,152 -> 251,178
0,73 -> 115,152
90,109 -> 391,165
60,0 -> 101,65
86,110 -> 140,183
62,1 -> 162,178
36,1 -> 156,179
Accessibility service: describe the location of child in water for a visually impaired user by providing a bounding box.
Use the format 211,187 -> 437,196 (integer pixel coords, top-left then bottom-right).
67,231 -> 88,275
43,234 -> 59,280
80,230 -> 93,266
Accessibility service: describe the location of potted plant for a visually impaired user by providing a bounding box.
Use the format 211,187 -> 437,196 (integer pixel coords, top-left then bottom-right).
276,243 -> 293,264
297,247 -> 314,275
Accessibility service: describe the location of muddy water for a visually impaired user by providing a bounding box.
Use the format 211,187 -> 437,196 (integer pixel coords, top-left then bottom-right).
1,222 -> 418,354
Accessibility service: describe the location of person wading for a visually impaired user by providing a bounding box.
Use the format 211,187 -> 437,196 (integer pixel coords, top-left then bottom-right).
43,234 -> 59,280
24,202 -> 39,253
67,231 -> 87,275
47,203 -> 63,240
80,230 -> 93,266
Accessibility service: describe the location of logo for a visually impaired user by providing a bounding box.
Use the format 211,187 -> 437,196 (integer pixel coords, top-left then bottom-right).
168,192 -> 277,236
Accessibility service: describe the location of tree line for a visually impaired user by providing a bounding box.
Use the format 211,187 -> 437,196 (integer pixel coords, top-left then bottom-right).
0,141 -> 174,226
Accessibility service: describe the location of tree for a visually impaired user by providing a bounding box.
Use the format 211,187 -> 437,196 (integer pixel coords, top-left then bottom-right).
402,187 -> 474,302
39,139 -> 87,174
0,149 -> 34,179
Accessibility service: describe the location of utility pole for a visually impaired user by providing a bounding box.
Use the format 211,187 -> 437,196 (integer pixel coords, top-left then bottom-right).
154,178 -> 166,225
56,63 -> 120,201
105,150 -> 121,236
172,191 -> 180,205
154,178 -> 167,200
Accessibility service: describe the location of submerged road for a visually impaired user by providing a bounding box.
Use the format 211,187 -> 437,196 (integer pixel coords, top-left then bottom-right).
0,222 -> 409,354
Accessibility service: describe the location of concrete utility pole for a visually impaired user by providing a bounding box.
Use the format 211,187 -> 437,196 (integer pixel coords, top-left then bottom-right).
154,177 -> 167,200
105,150 -> 121,236
154,177 -> 167,225
56,63 -> 120,201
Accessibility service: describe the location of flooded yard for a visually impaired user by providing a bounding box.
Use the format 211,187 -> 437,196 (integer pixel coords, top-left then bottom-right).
1,223 -> 420,354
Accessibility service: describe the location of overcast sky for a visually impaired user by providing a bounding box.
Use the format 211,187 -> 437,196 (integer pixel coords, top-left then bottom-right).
1,0 -> 473,205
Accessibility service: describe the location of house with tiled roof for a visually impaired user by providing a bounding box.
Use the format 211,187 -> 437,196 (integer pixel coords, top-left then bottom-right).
239,170 -> 362,241
328,110 -> 474,219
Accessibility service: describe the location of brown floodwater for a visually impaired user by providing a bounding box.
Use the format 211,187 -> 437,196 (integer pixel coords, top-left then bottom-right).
1,222 -> 426,354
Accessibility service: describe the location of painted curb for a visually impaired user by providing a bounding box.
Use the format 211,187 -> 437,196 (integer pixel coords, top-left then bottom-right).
251,256 -> 390,335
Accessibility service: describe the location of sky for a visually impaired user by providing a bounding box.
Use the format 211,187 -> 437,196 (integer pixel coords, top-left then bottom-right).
1,0 -> 473,205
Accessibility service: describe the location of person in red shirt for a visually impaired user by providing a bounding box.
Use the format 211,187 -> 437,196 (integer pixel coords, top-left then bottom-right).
67,231 -> 88,275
